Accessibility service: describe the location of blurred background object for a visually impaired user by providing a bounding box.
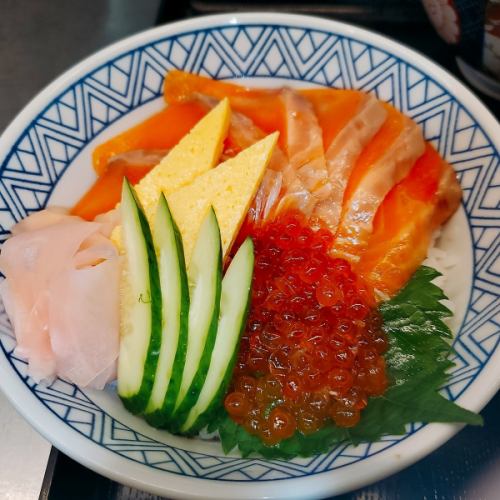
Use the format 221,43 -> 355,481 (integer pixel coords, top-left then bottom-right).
160,0 -> 500,102
421,0 -> 500,99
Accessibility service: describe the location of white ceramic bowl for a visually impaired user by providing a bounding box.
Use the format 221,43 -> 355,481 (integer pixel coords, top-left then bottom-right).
0,13 -> 499,500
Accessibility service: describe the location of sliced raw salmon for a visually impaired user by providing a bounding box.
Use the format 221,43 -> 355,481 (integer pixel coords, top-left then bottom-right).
312,93 -> 387,231
164,70 -> 285,145
300,88 -> 365,150
92,101 -> 206,175
220,102 -> 286,222
71,150 -> 166,221
356,143 -> 461,298
332,104 -> 425,261
281,89 -> 331,201
432,160 -> 462,227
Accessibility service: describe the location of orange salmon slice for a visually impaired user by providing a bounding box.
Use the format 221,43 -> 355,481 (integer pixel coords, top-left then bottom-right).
164,70 -> 286,147
71,151 -> 163,220
281,89 -> 330,200
92,101 -> 206,175
356,143 -> 461,298
332,103 -> 425,261
301,88 -> 364,149
312,93 -> 388,231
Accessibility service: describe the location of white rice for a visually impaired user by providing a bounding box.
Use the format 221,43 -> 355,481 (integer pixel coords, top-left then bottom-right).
422,229 -> 457,323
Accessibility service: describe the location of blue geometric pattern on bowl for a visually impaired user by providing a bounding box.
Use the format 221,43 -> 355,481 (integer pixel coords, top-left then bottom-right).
0,24 -> 498,481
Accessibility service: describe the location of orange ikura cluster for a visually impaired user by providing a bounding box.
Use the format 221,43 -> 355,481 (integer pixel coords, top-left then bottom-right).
225,212 -> 388,445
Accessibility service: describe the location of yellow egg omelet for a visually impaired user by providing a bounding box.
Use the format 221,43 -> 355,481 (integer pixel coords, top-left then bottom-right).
167,132 -> 279,264
112,98 -> 231,249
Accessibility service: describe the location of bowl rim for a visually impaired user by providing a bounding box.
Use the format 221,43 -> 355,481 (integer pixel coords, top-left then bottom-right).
0,12 -> 499,164
0,12 -> 499,500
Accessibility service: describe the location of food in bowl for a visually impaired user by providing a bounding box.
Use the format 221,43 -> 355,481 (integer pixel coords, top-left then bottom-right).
0,70 -> 482,459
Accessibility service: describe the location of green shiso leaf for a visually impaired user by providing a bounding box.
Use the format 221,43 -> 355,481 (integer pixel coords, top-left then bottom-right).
212,266 -> 483,458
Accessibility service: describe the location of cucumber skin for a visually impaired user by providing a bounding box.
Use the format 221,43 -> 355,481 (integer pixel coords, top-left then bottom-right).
145,197 -> 190,428
168,249 -> 222,433
119,181 -> 163,415
181,239 -> 254,435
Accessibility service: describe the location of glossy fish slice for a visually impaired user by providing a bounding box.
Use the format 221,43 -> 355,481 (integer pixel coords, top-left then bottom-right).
92,101 -> 206,175
71,150 -> 167,221
332,104 -> 425,262
281,88 -> 331,201
164,69 -> 285,144
356,143 -> 461,298
301,88 -> 365,150
312,93 -> 388,232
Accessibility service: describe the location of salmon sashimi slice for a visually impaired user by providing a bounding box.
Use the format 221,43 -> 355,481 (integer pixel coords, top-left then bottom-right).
300,88 -> 365,150
164,70 -> 285,146
281,89 -> 331,203
332,104 -> 425,261
164,69 -> 251,101
197,92 -> 314,220
92,101 -> 206,175
71,149 -> 166,221
432,160 -> 462,228
219,103 -> 286,222
71,166 -> 130,221
313,93 -> 388,232
225,103 -> 315,222
221,104 -> 265,159
106,149 -> 168,183
356,144 -> 461,298
272,91 -> 329,217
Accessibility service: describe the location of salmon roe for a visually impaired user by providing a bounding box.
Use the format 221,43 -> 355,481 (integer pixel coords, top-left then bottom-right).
225,211 -> 388,445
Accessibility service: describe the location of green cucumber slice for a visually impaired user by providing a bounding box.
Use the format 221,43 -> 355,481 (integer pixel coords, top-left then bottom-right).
170,208 -> 222,429
117,179 -> 162,414
144,195 -> 189,426
180,237 -> 254,434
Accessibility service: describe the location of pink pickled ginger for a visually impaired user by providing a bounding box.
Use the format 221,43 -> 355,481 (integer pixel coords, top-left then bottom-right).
0,209 -> 120,389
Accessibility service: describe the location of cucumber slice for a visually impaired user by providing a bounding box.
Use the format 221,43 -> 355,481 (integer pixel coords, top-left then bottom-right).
170,208 -> 222,429
180,237 -> 254,434
117,179 -> 162,414
144,195 -> 189,426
